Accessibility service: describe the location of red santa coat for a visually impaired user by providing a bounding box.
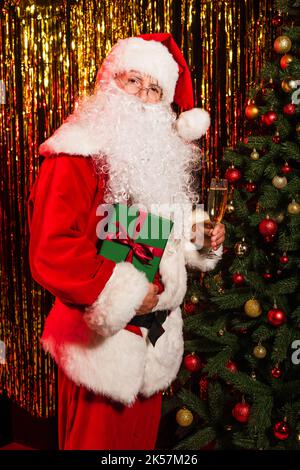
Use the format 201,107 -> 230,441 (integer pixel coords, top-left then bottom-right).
28,152 -> 222,405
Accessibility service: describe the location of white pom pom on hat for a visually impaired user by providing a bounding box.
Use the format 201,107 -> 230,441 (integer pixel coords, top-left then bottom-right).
96,32 -> 210,141
175,108 -> 211,141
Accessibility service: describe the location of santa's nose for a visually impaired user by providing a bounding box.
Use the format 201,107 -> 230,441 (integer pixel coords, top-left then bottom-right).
137,88 -> 148,102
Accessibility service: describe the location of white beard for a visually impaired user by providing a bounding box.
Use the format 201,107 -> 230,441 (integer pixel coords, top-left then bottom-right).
40,80 -> 202,221
75,82 -> 200,213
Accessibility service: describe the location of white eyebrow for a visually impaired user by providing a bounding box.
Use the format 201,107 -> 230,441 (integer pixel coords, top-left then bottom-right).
128,70 -> 158,85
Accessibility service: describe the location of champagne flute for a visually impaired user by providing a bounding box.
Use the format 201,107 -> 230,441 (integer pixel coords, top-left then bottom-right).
205,178 -> 228,257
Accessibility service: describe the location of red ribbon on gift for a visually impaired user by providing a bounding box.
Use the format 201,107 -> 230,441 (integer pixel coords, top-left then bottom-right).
106,221 -> 164,265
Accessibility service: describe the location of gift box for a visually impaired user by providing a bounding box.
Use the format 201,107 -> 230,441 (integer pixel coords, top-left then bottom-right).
98,203 -> 173,282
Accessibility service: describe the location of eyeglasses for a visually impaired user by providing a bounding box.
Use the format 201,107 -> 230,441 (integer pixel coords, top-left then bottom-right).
115,73 -> 163,103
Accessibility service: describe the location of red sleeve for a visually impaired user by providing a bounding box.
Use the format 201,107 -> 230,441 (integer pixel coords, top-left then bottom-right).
27,155 -> 116,306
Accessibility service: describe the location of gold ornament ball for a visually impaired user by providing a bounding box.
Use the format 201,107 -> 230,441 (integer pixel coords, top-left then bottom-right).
272,175 -> 287,189
226,200 -> 235,214
274,35 -> 292,54
250,148 -> 260,161
176,407 -> 194,427
224,424 -> 233,432
275,212 -> 285,223
288,199 -> 300,215
281,77 -> 298,93
296,123 -> 300,134
190,294 -> 199,304
280,54 -> 294,69
244,299 -> 262,318
253,345 -> 267,359
296,432 -> 300,444
245,104 -> 259,120
234,239 -> 250,258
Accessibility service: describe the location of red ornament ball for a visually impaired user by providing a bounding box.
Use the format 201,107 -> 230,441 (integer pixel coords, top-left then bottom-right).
264,111 -> 278,126
279,254 -> 289,264
259,217 -> 278,237
245,104 -> 259,120
267,308 -> 287,327
280,162 -> 292,174
283,103 -> 296,116
272,135 -> 281,144
264,235 -> 276,244
245,181 -> 257,193
271,366 -> 282,379
272,14 -> 283,27
273,421 -> 290,440
232,272 -> 245,286
225,166 -> 242,184
226,360 -> 238,373
199,376 -> 209,400
280,54 -> 294,70
232,402 -> 251,423
184,353 -> 203,372
184,301 -> 196,315
238,328 -> 248,335
263,271 -> 273,281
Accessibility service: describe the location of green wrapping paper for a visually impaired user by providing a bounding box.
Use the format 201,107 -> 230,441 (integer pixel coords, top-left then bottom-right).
98,203 -> 173,282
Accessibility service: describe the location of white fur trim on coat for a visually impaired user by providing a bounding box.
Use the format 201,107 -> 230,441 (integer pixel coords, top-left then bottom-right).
84,261 -> 149,336
140,306 -> 183,397
40,237 -> 220,405
183,240 -> 223,271
182,205 -> 223,271
42,325 -> 147,406
175,108 -> 211,141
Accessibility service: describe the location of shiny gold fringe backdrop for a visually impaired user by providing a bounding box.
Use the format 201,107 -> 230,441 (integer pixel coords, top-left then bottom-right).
0,0 -> 275,418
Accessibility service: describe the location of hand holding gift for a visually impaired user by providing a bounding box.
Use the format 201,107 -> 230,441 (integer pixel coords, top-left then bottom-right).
135,283 -> 159,314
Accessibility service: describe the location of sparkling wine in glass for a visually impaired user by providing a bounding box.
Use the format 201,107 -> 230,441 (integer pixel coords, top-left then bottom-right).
206,178 -> 228,254
207,178 -> 228,225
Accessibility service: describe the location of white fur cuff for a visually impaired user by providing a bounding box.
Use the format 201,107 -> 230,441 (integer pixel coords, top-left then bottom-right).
84,261 -> 149,336
184,241 -> 223,272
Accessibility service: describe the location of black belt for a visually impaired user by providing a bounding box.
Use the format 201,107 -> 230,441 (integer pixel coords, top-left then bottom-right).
128,310 -> 170,346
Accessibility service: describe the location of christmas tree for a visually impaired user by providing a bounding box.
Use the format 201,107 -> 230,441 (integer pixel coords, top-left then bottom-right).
164,0 -> 300,450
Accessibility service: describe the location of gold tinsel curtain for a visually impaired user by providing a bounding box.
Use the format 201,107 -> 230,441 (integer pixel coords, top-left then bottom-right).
0,0 -> 275,418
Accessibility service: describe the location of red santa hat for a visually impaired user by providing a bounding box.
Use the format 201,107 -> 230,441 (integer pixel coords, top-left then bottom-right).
96,32 -> 210,141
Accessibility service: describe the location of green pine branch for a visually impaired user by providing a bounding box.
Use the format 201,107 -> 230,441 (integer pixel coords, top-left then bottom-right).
184,339 -> 223,353
283,175 -> 300,194
277,115 -> 293,140
177,389 -> 209,422
174,427 -> 216,450
232,433 -> 256,449
162,395 -> 183,416
210,291 -> 252,310
267,277 -> 299,296
208,382 -> 225,424
246,136 -> 270,150
244,158 -> 268,181
224,148 -> 244,166
282,25 -> 300,41
218,369 -> 271,397
203,349 -> 234,377
232,190 -> 249,221
275,380 -> 300,400
272,324 -> 294,363
247,395 -> 273,449
258,185 -> 281,209
251,324 -> 276,342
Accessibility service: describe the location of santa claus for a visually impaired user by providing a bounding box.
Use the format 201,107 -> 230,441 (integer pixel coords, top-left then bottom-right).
27,33 -> 225,450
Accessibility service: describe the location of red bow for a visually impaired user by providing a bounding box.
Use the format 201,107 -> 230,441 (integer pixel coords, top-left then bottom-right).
106,222 -> 163,264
